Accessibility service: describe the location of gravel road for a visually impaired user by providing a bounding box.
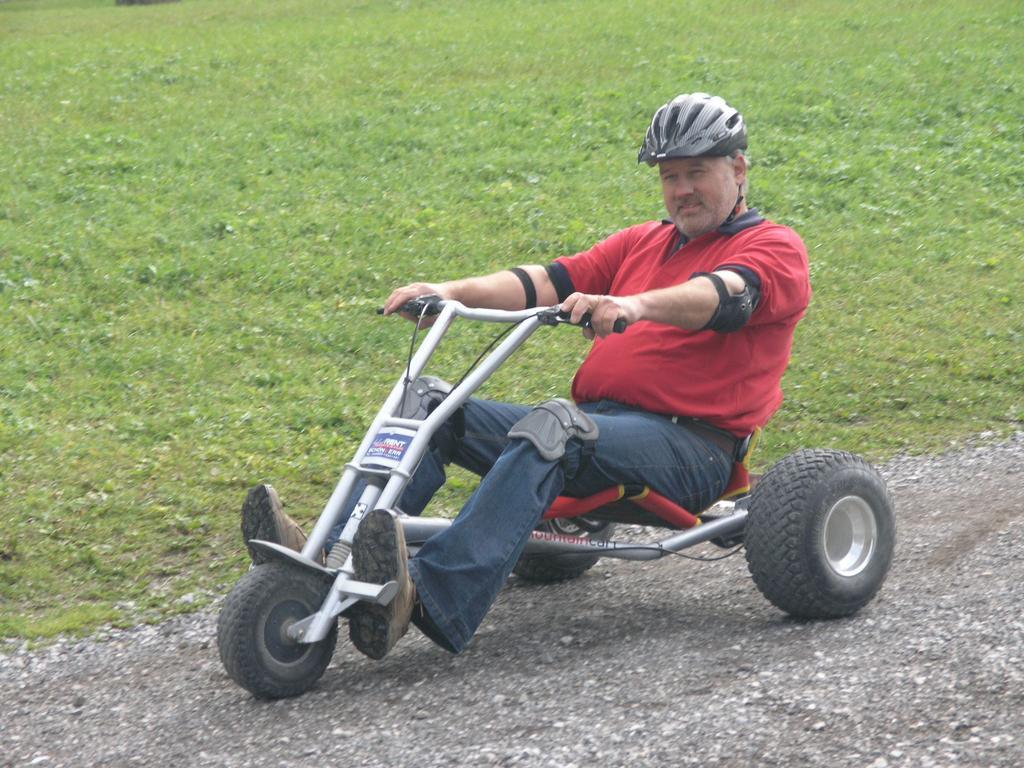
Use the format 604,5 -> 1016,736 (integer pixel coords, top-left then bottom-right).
3,434 -> 1022,768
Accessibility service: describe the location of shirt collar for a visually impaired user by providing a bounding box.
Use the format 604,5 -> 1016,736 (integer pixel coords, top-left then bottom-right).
664,209 -> 765,253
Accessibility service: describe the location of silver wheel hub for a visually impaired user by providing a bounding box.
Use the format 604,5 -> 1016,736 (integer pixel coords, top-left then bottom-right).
822,495 -> 877,577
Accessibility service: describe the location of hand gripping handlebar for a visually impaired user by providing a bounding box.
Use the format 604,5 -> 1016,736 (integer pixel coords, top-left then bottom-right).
377,294 -> 626,333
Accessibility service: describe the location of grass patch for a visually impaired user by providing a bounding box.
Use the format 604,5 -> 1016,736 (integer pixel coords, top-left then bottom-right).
1,0 -> 1022,640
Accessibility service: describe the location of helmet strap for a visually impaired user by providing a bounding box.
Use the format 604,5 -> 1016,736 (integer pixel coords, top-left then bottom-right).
721,186 -> 745,227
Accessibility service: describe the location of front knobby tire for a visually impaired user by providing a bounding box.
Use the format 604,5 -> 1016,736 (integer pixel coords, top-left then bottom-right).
744,449 -> 895,619
217,562 -> 338,699
513,519 -> 615,583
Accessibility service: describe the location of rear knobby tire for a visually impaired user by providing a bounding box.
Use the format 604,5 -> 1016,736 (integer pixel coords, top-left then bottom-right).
744,449 -> 895,619
513,519 -> 615,583
217,561 -> 338,699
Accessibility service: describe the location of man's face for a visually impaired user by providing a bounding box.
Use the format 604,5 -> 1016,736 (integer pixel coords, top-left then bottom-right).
659,155 -> 747,239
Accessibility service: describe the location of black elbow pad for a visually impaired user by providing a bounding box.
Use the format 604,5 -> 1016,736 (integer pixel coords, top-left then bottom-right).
695,272 -> 758,333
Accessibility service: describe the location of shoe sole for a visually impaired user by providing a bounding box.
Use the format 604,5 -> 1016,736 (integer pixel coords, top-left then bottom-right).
349,511 -> 409,660
241,485 -> 284,566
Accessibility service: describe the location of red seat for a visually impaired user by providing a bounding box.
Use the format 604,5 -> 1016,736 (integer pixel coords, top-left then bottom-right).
542,429 -> 760,530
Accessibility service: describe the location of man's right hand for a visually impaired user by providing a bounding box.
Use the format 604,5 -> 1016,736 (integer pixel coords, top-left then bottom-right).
382,282 -> 450,327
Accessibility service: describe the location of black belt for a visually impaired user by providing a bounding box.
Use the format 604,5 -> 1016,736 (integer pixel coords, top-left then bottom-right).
668,415 -> 740,459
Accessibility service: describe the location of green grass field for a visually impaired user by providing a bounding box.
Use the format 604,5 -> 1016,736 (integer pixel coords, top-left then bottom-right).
1,0 -> 1021,640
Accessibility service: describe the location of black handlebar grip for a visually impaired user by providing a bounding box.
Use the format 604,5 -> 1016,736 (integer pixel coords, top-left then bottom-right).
377,294 -> 444,316
559,310 -> 626,333
579,312 -> 627,334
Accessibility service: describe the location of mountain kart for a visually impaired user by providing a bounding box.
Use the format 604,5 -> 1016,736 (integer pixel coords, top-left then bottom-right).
217,296 -> 896,698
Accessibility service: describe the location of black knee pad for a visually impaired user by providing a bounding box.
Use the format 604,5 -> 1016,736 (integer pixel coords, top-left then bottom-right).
507,398 -> 599,461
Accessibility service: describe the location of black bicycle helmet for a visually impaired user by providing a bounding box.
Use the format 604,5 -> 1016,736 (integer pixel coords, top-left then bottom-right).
637,92 -> 747,166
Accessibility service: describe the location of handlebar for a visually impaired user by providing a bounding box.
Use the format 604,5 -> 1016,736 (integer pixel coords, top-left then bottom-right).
378,295 -> 626,333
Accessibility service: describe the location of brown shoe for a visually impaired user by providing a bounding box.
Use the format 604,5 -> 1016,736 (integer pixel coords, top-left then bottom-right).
241,484 -> 308,565
348,509 -> 415,660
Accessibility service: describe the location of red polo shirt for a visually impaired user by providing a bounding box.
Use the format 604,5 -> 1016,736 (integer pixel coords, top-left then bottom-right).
553,213 -> 810,435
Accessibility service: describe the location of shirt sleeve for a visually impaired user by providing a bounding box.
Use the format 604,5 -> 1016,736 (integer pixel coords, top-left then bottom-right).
552,225 -> 647,296
714,224 -> 811,325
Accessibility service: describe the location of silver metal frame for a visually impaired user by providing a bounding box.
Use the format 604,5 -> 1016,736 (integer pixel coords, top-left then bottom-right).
248,300 -> 748,643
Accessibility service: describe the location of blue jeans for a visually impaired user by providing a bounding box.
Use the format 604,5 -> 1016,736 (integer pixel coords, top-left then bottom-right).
332,399 -> 732,653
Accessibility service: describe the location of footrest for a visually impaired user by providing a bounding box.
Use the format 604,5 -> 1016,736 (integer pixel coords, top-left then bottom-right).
337,578 -> 399,606
289,577 -> 399,645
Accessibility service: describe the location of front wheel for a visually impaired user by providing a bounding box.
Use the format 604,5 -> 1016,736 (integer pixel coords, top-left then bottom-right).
744,449 -> 895,619
217,561 -> 338,699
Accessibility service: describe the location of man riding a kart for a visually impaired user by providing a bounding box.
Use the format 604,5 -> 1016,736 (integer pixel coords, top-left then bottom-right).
241,92 -> 812,661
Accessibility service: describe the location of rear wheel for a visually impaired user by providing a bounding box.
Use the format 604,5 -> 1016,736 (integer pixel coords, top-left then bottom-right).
513,518 -> 615,583
217,562 -> 338,699
744,449 -> 895,619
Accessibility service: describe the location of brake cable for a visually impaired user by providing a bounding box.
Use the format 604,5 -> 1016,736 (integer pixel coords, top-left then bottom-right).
450,321 -> 522,393
399,303 -> 432,416
398,303 -> 526,414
